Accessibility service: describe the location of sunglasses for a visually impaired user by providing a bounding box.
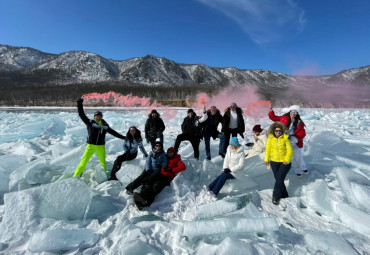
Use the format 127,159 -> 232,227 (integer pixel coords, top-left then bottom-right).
274,130 -> 283,133
230,142 -> 238,146
290,111 -> 298,115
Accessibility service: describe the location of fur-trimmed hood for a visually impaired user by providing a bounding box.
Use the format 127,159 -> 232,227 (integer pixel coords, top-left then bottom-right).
267,122 -> 289,136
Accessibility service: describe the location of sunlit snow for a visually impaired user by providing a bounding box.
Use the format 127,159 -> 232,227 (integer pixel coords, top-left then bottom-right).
0,107 -> 369,254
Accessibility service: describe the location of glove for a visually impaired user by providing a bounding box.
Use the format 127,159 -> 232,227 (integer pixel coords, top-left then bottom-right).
76,96 -> 84,104
223,168 -> 231,174
167,167 -> 172,173
246,142 -> 254,147
156,164 -> 162,169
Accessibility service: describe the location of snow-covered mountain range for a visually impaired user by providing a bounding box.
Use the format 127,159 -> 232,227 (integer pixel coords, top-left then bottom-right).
1,44 -> 369,88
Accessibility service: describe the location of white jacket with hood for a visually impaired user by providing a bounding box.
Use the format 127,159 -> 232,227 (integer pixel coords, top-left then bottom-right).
223,144 -> 245,174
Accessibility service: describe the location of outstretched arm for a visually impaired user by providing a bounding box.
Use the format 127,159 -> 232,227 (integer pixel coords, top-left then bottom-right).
108,128 -> 126,140
77,97 -> 90,125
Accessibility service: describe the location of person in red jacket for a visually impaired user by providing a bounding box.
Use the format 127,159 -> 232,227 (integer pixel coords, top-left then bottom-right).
133,147 -> 186,209
268,105 -> 308,176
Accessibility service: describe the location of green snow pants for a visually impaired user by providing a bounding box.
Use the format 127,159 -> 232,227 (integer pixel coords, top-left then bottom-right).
73,144 -> 106,177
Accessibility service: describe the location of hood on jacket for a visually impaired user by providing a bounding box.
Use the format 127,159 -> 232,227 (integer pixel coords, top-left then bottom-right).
224,106 -> 243,114
167,147 -> 176,154
267,122 -> 289,136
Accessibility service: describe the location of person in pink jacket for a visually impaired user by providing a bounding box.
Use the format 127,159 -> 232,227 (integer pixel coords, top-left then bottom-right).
268,105 -> 308,176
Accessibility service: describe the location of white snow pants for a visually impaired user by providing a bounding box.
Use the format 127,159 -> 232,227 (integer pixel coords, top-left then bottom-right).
291,143 -> 307,174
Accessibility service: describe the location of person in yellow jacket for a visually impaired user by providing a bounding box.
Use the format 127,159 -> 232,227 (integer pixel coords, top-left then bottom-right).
264,122 -> 293,205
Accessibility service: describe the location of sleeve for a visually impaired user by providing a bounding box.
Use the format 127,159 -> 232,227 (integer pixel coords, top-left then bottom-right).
268,110 -> 281,122
171,158 -> 186,174
264,137 -> 271,162
223,147 -> 231,169
254,134 -> 267,152
138,141 -> 148,157
294,123 -> 306,141
229,148 -> 245,172
160,118 -> 165,132
108,128 -> 126,139
145,119 -> 150,139
221,114 -> 227,132
284,137 -> 293,163
161,152 -> 168,168
181,119 -> 186,133
123,139 -> 129,153
198,113 -> 208,123
77,101 -> 90,125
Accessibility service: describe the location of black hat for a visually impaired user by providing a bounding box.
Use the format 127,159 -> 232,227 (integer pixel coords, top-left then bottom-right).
151,109 -> 158,114
187,108 -> 195,114
94,111 -> 103,117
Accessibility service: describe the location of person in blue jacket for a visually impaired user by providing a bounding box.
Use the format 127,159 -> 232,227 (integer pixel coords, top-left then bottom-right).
109,126 -> 148,181
125,140 -> 167,194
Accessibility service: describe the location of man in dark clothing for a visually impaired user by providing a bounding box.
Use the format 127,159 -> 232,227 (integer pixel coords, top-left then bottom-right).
133,147 -> 186,210
201,106 -> 226,160
174,108 -> 207,159
222,102 -> 245,152
74,96 -> 126,177
145,109 -> 166,149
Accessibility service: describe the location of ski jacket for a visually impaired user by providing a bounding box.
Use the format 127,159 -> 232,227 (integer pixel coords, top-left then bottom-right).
145,115 -> 165,140
223,144 -> 245,173
77,101 -> 125,145
145,149 -> 167,172
123,128 -> 148,156
160,150 -> 186,179
264,123 -> 293,163
268,110 -> 306,148
201,109 -> 223,139
246,129 -> 268,159
222,107 -> 245,138
181,113 -> 207,138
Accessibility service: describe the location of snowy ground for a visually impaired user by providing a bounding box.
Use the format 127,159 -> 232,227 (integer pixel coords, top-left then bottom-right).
0,107 -> 369,254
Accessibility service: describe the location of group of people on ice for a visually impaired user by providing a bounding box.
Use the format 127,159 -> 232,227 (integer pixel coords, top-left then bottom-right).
74,95 -> 308,209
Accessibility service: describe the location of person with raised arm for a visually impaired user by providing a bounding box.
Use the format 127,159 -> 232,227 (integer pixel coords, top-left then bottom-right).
268,104 -> 308,177
74,96 -> 126,178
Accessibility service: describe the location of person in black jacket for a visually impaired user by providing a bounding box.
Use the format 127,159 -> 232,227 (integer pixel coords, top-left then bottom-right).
201,106 -> 226,160
109,126 -> 148,181
145,109 -> 166,149
222,102 -> 245,152
174,108 -> 207,159
74,96 -> 126,177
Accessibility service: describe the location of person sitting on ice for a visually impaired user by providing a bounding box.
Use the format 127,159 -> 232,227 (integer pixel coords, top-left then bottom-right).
132,147 -> 186,210
109,126 -> 148,181
174,107 -> 207,160
208,137 -> 245,196
125,140 -> 167,195
244,124 -> 268,159
74,96 -> 126,178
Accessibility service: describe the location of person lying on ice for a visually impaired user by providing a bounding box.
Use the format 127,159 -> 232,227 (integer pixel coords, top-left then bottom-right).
73,96 -> 126,178
208,137 -> 245,196
132,147 -> 186,210
125,140 -> 167,195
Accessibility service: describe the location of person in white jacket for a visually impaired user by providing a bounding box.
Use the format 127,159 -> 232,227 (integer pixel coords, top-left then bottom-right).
245,125 -> 268,159
208,137 -> 245,196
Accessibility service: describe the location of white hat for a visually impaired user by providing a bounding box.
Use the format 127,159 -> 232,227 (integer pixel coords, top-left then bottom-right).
282,105 -> 304,115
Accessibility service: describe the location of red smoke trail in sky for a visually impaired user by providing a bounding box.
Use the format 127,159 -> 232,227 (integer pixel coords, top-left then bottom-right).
83,92 -> 160,107
191,86 -> 271,118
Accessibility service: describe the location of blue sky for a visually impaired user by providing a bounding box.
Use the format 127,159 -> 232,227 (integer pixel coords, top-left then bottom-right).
1,0 -> 369,75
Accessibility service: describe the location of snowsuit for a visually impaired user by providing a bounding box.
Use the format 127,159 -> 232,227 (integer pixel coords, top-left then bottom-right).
174,112 -> 207,159
201,109 -> 226,159
208,144 -> 245,196
125,148 -> 167,192
264,122 -> 293,201
110,128 -> 148,180
134,148 -> 186,209
222,107 -> 245,152
145,114 -> 165,149
74,100 -> 125,177
268,110 -> 307,174
245,129 -> 268,159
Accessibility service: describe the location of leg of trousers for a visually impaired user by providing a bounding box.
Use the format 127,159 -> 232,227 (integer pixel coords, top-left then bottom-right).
74,144 -> 106,177
270,161 -> 291,200
174,133 -> 200,159
208,172 -> 235,196
111,152 -> 137,179
204,135 -> 211,158
140,175 -> 172,206
126,170 -> 151,191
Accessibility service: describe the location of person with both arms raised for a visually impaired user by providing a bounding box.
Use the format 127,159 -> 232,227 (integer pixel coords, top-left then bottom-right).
74,96 -> 126,178
109,126 -> 148,181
